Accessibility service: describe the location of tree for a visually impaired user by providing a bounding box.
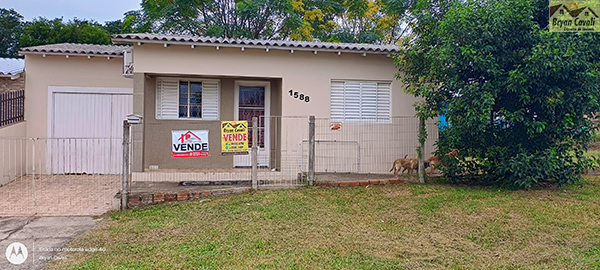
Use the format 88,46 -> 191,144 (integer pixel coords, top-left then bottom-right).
104,11 -> 153,35
139,0 -> 298,39
138,0 -> 414,42
397,0 -> 600,188
20,18 -> 111,47
0,8 -> 23,58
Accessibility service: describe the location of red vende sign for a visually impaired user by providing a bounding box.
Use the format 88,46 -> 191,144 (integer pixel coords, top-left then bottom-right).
171,130 -> 209,158
172,151 -> 209,158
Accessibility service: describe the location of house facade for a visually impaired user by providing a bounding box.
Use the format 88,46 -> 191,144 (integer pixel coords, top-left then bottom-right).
111,34 -> 433,176
11,34 -> 438,183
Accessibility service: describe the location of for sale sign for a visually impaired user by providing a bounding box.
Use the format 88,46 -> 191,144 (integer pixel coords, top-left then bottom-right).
172,130 -> 209,158
221,121 -> 249,155
549,1 -> 600,32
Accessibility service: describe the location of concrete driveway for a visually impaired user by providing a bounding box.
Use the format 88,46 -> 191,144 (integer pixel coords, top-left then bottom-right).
0,175 -> 120,216
0,216 -> 100,270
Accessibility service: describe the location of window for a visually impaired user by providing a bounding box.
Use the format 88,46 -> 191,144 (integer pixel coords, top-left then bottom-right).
156,78 -> 219,120
330,80 -> 391,122
179,81 -> 202,118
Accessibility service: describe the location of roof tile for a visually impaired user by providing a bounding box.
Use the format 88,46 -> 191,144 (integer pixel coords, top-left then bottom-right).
111,33 -> 399,54
0,58 -> 25,75
19,43 -> 130,57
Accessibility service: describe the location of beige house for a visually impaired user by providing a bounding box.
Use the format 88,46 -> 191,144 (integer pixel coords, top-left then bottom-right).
12,34 -> 437,184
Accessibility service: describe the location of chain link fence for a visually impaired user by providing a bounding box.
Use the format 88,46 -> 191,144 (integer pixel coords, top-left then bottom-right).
0,138 -> 122,216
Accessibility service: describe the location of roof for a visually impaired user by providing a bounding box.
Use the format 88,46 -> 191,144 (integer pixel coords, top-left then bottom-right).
549,4 -> 599,18
19,43 -> 130,57
0,58 -> 24,76
111,33 -> 399,54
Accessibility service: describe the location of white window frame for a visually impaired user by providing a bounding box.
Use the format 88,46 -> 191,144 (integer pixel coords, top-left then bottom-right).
155,77 -> 220,120
330,80 -> 391,123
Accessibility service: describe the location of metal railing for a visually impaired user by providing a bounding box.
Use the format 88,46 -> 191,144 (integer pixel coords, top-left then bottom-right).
0,137 -> 122,216
255,115 -> 439,187
0,90 -> 24,127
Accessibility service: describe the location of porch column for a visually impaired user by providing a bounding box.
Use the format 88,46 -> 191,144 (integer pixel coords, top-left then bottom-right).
131,73 -> 145,172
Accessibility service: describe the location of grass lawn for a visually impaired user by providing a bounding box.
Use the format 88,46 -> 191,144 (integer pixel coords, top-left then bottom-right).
48,177 -> 600,270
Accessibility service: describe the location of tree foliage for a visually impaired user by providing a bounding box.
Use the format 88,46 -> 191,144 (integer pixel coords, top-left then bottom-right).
397,0 -> 600,188
0,8 -> 23,58
138,0 -> 414,42
20,18 -> 112,47
9,0 -> 419,48
104,11 -> 153,35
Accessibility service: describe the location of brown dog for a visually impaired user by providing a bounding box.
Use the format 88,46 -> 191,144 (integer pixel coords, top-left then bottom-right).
425,149 -> 459,174
401,158 -> 419,174
390,155 -> 408,178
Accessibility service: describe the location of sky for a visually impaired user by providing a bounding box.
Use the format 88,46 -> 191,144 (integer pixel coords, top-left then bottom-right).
2,0 -> 142,24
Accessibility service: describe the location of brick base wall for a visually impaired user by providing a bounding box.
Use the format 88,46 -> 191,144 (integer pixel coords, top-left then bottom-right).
0,74 -> 25,93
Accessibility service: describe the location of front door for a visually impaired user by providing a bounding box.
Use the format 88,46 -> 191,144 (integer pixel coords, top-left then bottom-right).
234,81 -> 270,167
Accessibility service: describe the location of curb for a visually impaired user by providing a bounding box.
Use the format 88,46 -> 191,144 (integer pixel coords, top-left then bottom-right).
127,187 -> 252,208
315,178 -> 406,187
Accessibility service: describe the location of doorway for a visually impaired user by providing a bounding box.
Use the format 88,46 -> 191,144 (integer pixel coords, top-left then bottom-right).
233,81 -> 270,167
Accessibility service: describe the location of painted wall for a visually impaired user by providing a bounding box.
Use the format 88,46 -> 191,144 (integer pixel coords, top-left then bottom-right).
0,74 -> 25,93
0,122 -> 27,185
24,54 -> 132,138
132,44 -> 418,118
0,121 -> 26,137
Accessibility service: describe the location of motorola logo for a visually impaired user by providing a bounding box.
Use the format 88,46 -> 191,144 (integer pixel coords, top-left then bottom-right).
5,242 -> 28,265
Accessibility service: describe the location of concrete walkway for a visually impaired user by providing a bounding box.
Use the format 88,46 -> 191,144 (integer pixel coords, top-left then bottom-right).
0,216 -> 99,270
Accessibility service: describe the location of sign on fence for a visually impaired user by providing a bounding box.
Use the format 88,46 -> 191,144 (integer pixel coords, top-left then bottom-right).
172,130 -> 209,158
221,121 -> 249,155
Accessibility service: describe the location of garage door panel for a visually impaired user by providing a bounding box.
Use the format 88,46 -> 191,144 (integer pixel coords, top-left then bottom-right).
53,93 -> 113,138
49,89 -> 132,174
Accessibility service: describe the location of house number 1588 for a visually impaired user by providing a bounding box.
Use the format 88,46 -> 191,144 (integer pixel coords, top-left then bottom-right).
289,90 -> 310,103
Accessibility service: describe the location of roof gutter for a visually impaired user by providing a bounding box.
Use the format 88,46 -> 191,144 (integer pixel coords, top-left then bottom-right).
18,51 -> 124,58
0,73 -> 22,80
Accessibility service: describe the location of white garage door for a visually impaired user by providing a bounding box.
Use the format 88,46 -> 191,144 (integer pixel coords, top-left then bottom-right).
48,87 -> 133,174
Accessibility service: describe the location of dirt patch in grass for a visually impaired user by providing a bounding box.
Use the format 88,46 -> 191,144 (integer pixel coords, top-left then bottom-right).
47,177 -> 600,270
589,142 -> 600,152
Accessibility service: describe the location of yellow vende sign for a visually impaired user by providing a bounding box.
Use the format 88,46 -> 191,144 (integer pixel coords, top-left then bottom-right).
221,121 -> 249,155
550,1 -> 600,32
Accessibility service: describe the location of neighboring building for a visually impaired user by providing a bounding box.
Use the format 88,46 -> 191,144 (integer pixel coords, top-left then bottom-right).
13,34 -> 438,182
0,58 -> 25,93
0,58 -> 25,136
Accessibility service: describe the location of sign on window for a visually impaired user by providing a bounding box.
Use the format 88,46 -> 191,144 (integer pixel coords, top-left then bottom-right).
172,130 -> 209,158
221,121 -> 249,155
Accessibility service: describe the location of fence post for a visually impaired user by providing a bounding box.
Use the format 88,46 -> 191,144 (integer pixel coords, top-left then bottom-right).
251,117 -> 258,190
418,116 -> 425,184
308,116 -> 315,185
121,120 -> 130,210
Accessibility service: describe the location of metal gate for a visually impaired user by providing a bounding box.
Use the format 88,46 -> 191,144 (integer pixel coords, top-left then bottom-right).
0,138 -> 122,216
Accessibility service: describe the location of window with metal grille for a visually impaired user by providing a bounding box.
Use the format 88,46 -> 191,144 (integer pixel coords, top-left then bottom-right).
156,78 -> 220,120
330,80 -> 391,123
